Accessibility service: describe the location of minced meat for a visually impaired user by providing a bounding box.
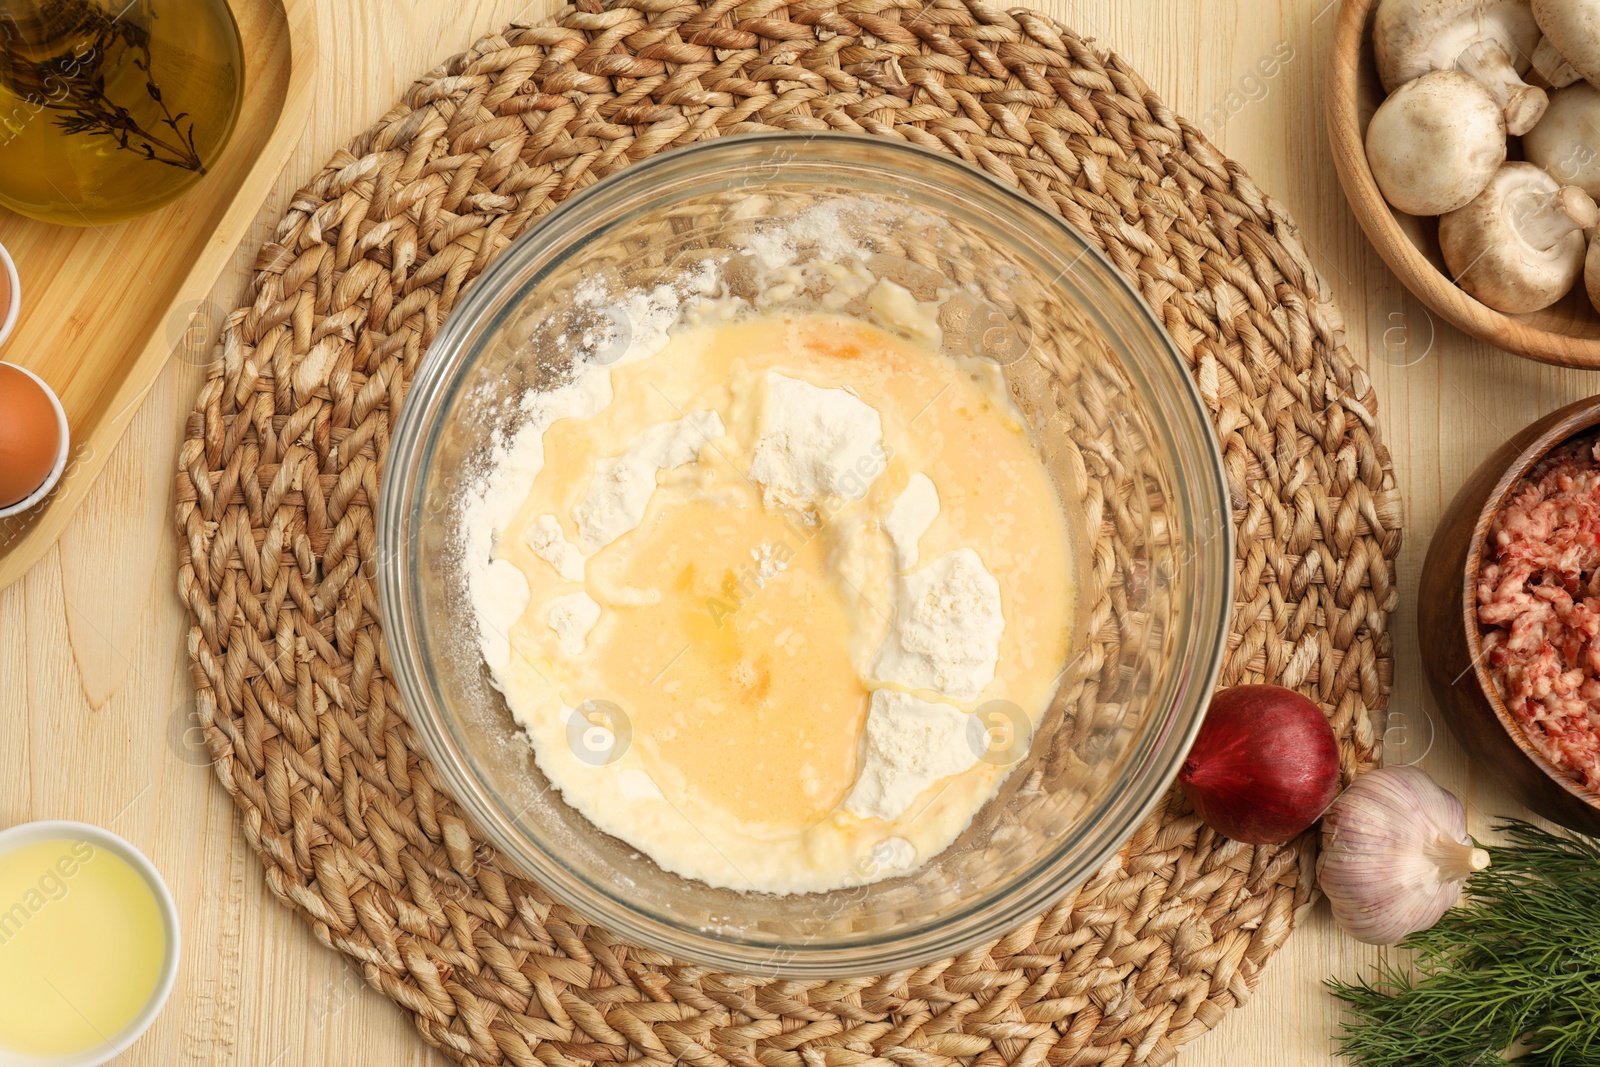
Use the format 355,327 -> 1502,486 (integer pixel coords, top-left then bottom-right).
1478,434 -> 1600,793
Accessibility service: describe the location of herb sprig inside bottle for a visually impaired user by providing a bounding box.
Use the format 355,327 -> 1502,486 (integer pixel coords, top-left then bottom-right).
0,0 -> 244,225
1,3 -> 203,170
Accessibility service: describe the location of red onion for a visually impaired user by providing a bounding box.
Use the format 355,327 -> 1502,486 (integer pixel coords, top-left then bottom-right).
1178,684 -> 1341,845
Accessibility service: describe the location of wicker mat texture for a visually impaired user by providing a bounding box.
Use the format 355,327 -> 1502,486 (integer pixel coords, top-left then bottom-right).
175,2 -> 1402,1064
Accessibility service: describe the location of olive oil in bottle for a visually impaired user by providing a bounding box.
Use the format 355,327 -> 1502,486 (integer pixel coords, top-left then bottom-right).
0,0 -> 244,225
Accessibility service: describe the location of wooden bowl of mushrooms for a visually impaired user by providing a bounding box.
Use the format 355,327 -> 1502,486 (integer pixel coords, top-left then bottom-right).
1328,0 -> 1600,369
1418,394 -> 1600,835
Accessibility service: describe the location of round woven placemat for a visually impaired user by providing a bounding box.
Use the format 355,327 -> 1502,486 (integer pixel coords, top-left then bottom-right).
175,2 -> 1401,1064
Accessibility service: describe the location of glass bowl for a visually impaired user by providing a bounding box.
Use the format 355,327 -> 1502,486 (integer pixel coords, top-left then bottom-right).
377,133 -> 1232,978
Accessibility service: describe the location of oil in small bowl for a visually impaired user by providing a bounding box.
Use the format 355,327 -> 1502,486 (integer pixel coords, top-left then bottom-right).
0,823 -> 178,1065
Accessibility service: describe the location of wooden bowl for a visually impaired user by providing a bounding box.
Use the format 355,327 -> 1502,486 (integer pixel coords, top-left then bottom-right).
1419,396 -> 1600,833
1327,0 -> 1600,369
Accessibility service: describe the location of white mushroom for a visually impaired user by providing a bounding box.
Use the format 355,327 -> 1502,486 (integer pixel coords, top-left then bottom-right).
1585,231 -> 1600,313
1531,0 -> 1600,88
1376,0 -> 1548,134
1440,162 -> 1599,313
1533,35 -> 1583,87
1524,82 -> 1600,198
1366,71 -> 1507,215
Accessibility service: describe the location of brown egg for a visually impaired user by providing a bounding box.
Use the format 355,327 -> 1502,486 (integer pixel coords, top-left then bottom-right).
0,363 -> 63,508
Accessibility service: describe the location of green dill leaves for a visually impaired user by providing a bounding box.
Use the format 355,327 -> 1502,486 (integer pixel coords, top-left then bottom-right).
1329,821 -> 1600,1066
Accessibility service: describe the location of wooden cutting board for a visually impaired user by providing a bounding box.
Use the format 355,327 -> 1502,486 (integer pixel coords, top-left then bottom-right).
0,0 -> 317,589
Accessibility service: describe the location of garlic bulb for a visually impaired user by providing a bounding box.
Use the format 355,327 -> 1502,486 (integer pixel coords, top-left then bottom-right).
1316,765 -> 1489,946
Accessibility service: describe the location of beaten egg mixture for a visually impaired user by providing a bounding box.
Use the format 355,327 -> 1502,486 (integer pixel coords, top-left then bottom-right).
471,306 -> 1074,893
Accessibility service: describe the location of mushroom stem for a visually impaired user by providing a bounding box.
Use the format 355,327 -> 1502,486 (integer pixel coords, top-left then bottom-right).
1533,0 -> 1600,91
1534,36 -> 1583,88
1513,185 -> 1600,249
1457,38 -> 1550,134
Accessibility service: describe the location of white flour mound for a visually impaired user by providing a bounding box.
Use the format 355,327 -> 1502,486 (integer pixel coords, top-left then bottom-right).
573,411 -> 725,552
748,372 -> 885,511
844,689 -> 982,821
546,592 -> 601,657
525,514 -> 585,581
872,547 -> 1005,702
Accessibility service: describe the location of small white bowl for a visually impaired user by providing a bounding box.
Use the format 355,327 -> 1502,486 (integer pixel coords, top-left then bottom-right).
0,241 -> 17,349
0,362 -> 70,520
0,821 -> 181,1067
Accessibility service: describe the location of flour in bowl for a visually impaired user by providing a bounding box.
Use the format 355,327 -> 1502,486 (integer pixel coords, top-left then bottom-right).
458,220 -> 1076,893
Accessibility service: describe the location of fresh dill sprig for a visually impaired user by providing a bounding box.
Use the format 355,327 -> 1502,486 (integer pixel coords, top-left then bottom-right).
1328,820 -> 1600,1067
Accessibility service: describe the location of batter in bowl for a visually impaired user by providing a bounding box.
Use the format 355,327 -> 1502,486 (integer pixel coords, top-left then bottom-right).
466,295 -> 1075,893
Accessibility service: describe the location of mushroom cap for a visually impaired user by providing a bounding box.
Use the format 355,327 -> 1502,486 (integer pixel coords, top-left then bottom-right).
1532,0 -> 1600,88
1440,162 -> 1592,313
1365,71 -> 1507,216
1586,232 -> 1600,315
1376,0 -> 1540,89
1524,82 -> 1600,198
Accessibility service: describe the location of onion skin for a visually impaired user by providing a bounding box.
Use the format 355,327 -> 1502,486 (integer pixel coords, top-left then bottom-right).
1179,685 -> 1342,845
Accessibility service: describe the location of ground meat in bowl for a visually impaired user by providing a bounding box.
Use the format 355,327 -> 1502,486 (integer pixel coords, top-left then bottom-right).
1478,434 -> 1600,793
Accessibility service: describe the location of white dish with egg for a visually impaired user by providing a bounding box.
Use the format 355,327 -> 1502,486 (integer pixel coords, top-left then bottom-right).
0,362 -> 70,520
0,240 -> 18,349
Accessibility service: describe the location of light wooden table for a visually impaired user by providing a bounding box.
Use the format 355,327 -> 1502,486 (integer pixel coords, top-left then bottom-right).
0,0 -> 1585,1063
